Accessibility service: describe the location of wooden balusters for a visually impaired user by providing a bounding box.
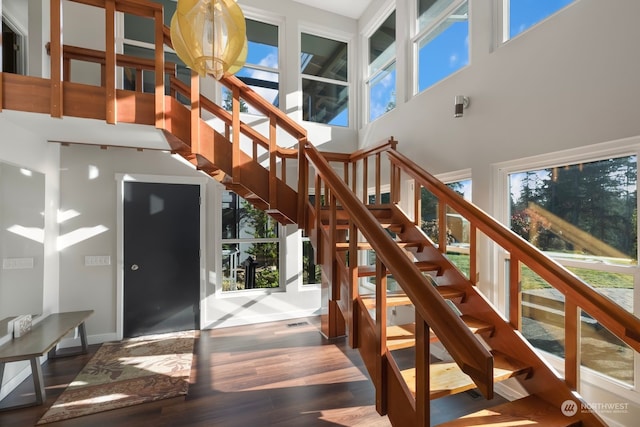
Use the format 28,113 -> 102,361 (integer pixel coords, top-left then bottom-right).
509,256 -> 522,330
50,0 -> 63,118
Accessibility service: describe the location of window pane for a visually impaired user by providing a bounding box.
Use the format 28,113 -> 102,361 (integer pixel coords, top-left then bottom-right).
581,309 -> 634,385
418,0 -> 456,32
509,156 -> 638,263
520,264 -> 565,358
302,78 -> 349,126
222,68 -> 279,111
369,11 -> 396,75
417,2 -> 469,92
508,0 -> 574,40
222,242 -> 279,291
369,63 -> 396,122
301,33 -> 347,82
302,239 -> 321,285
222,191 -> 278,239
246,19 -> 278,64
420,180 -> 471,246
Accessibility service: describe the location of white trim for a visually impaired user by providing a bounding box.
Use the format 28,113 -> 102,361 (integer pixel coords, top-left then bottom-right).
298,21 -> 355,129
115,173 -> 208,340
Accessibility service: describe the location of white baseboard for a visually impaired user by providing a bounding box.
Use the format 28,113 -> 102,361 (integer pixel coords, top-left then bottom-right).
203,308 -> 321,329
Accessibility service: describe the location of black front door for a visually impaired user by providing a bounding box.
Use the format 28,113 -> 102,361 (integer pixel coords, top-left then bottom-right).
123,181 -> 200,337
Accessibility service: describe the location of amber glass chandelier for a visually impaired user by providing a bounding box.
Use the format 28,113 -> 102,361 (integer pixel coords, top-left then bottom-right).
170,0 -> 248,79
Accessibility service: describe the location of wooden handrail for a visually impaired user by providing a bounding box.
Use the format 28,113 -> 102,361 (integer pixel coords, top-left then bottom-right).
387,149 -> 640,353
304,141 -> 495,399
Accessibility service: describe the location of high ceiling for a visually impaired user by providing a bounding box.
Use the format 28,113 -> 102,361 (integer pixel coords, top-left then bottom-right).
291,0 -> 374,19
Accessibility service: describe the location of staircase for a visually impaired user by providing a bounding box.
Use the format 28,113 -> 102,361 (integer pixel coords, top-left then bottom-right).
4,0 -> 640,425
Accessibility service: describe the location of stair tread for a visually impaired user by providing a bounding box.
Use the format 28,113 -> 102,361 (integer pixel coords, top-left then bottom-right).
361,287 -> 465,309
401,350 -> 531,400
357,260 -> 440,277
434,395 -> 581,426
336,241 -> 423,251
385,315 -> 494,350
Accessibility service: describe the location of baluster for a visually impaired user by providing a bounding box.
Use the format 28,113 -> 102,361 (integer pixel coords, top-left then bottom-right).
414,181 -> 421,227
297,136 -> 308,228
565,299 -> 580,390
438,201 -> 447,252
375,153 -> 381,204
375,256 -> 388,415
190,70 -> 200,153
415,314 -> 430,427
470,223 -> 478,285
362,157 -> 369,204
51,0 -> 63,118
154,8 -> 164,129
509,256 -> 522,329
269,114 -> 277,209
348,222 -> 359,348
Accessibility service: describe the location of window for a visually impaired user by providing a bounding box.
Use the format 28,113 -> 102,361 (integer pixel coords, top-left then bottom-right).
221,190 -> 280,291
301,232 -> 321,286
414,0 -> 469,94
420,178 -> 472,277
508,154 -> 637,385
502,0 -> 574,41
367,11 -> 396,122
222,18 -> 280,113
300,33 -> 349,127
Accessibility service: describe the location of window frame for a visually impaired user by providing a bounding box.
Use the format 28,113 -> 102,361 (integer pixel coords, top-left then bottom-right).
411,0 -> 469,96
492,137 -> 640,395
363,5 -> 397,124
218,189 -> 284,294
299,23 -> 353,128
498,0 -> 577,44
221,9 -> 284,114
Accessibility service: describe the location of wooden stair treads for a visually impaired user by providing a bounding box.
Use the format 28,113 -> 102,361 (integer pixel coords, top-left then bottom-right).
335,240 -> 424,251
434,395 -> 582,427
357,260 -> 441,277
385,315 -> 494,351
386,323 -> 416,351
401,350 -> 531,400
360,286 -> 465,310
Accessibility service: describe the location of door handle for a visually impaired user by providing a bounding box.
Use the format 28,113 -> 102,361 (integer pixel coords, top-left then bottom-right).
131,264 -> 139,271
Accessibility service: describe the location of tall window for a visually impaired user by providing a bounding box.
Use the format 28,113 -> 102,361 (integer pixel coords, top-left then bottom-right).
508,155 -> 637,385
222,18 -> 280,113
420,178 -> 472,277
367,11 -> 396,122
221,191 -> 280,291
502,0 -> 574,41
300,33 -> 349,127
414,0 -> 469,94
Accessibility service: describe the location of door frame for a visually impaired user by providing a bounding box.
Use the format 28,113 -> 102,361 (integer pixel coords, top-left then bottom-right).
115,173 -> 207,340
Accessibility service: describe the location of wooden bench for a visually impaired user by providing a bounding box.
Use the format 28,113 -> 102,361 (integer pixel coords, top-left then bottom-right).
0,310 -> 93,410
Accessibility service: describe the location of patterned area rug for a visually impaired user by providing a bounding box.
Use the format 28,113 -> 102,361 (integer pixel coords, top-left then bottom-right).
37,330 -> 196,425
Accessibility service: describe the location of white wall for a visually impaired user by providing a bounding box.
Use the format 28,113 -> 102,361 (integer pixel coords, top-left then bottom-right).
0,116 -> 60,399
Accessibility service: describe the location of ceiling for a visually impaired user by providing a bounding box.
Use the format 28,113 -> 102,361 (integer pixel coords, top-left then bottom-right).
291,0 -> 374,19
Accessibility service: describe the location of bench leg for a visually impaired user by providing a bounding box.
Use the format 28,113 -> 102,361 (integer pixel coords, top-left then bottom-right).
30,357 -> 46,405
48,322 -> 89,359
79,322 -> 88,353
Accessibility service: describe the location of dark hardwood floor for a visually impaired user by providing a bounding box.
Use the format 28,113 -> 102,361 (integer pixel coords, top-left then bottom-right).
0,317 -> 503,426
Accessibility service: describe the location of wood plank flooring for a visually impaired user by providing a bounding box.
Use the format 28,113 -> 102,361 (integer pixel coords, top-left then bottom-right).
0,317 -> 504,426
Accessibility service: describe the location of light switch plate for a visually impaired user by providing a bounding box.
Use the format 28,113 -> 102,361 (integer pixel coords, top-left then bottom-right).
2,257 -> 34,269
85,255 -> 111,266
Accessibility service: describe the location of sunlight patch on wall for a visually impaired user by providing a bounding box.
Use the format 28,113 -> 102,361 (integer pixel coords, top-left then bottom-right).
57,225 -> 109,250
7,225 -> 45,243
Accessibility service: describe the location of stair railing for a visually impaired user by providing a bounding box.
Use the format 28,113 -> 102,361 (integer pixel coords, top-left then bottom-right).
303,141 -> 496,409
385,145 -> 640,390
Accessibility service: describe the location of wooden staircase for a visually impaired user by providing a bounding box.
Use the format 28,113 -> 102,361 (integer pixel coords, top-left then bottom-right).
319,203 -> 591,425
4,0 -> 639,425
